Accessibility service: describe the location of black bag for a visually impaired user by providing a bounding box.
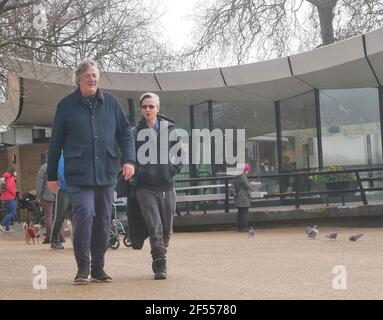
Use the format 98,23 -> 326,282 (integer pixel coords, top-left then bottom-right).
127,196 -> 148,249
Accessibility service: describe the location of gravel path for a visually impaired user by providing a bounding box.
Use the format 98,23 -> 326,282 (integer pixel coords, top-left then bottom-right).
1,227 -> 382,300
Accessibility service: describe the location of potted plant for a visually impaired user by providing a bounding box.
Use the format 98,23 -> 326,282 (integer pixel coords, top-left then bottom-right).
309,166 -> 356,206
310,165 -> 355,184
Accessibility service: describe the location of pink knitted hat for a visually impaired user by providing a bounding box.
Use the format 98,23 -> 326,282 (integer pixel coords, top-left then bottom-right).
244,163 -> 252,172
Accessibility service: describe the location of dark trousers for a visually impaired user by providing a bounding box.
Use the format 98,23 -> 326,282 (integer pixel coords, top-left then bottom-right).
68,185 -> 114,272
237,207 -> 249,231
136,188 -> 175,260
40,199 -> 54,238
50,189 -> 71,244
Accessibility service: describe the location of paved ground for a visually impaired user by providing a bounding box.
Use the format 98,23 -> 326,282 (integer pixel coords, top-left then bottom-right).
1,224 -> 383,300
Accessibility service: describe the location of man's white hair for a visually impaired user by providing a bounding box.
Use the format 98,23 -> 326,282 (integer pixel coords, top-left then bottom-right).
139,92 -> 160,107
73,58 -> 99,86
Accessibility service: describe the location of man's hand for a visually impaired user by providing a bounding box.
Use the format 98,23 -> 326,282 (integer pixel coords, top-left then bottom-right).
122,163 -> 135,181
47,181 -> 58,194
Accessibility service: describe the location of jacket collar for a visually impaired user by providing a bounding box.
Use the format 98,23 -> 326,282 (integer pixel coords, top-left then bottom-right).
137,114 -> 175,131
72,88 -> 104,104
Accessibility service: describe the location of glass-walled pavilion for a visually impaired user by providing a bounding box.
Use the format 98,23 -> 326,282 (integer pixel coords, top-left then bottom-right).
1,27 -> 383,198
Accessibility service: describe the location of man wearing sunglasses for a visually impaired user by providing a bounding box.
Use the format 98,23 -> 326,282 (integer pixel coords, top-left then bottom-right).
134,92 -> 183,280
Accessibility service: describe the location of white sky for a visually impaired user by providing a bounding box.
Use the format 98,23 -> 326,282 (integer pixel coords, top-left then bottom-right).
158,0 -> 199,51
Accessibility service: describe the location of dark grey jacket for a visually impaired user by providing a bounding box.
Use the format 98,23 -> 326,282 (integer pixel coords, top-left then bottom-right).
135,115 -> 183,191
47,88 -> 135,186
234,174 -> 252,208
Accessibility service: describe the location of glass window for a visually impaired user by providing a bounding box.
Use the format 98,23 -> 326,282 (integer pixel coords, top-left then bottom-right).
213,100 -> 276,172
280,91 -> 317,171
213,100 -> 278,193
320,88 -> 382,202
320,88 -> 381,167
192,102 -> 212,178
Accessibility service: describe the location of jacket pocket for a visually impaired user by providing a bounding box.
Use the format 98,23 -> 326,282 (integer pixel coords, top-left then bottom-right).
137,163 -> 158,185
64,146 -> 84,175
159,163 -> 176,185
106,146 -> 120,175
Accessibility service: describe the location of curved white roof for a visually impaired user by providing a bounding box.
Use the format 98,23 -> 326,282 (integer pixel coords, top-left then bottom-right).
1,27 -> 382,127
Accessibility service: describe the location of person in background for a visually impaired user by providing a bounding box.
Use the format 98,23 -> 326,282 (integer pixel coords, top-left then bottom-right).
50,153 -> 71,250
259,161 -> 270,192
233,163 -> 252,232
36,157 -> 55,243
0,164 -> 17,233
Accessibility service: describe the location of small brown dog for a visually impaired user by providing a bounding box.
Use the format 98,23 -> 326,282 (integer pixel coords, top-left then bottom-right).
23,223 -> 41,244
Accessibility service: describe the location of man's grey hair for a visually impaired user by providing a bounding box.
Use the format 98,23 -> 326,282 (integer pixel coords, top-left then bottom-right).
139,92 -> 160,107
73,58 -> 99,86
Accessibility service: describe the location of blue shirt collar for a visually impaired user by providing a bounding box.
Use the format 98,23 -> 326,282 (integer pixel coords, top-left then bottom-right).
154,119 -> 160,132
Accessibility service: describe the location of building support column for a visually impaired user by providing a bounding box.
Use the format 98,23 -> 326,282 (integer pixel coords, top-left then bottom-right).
275,101 -> 283,172
127,98 -> 136,127
315,89 -> 323,170
208,100 -> 216,177
379,86 -> 383,162
189,105 -> 197,179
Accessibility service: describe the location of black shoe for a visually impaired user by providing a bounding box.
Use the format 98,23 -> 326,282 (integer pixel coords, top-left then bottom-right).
152,258 -> 167,280
74,269 -> 90,284
90,269 -> 112,283
42,237 -> 50,244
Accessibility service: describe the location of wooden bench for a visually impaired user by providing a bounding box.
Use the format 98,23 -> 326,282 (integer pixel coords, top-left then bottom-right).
176,191 -> 267,215
175,193 -> 225,215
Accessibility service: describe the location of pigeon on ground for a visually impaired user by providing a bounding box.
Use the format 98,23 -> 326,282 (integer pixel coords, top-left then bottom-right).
325,232 -> 338,240
305,225 -> 319,239
248,227 -> 256,239
349,233 -> 363,242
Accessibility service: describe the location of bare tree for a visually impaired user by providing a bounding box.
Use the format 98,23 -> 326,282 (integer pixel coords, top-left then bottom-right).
0,0 -> 178,102
185,0 -> 383,67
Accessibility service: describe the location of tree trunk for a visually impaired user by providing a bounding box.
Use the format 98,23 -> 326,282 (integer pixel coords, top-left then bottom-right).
307,0 -> 338,45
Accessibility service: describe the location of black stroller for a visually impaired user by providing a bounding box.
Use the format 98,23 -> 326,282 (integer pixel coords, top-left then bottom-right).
109,202 -> 131,250
18,192 -> 44,225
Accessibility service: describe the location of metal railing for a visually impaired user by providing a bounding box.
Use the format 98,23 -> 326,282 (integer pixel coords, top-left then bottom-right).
175,166 -> 383,214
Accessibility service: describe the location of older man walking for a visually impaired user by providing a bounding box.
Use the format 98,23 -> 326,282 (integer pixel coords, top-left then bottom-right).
47,59 -> 135,283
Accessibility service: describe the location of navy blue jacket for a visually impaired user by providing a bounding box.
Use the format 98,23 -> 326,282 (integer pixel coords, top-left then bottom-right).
47,88 -> 136,186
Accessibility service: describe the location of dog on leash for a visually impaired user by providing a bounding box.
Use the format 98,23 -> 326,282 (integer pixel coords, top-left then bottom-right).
23,222 -> 41,244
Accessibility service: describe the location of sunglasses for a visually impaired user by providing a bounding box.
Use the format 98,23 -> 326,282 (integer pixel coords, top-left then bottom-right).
141,105 -> 156,110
